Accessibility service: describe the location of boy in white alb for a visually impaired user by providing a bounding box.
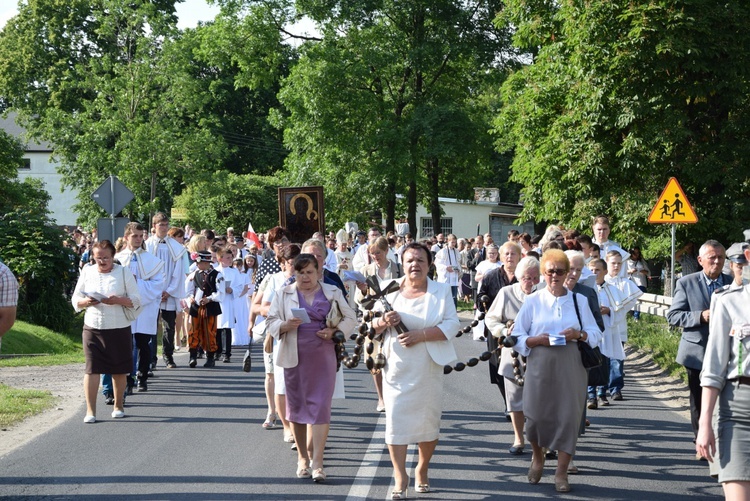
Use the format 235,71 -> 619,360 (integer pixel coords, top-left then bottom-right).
586,258 -> 627,408
604,250 -> 643,401
215,246 -> 240,363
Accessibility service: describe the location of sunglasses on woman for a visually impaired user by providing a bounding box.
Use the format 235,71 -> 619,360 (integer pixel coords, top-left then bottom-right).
544,268 -> 567,277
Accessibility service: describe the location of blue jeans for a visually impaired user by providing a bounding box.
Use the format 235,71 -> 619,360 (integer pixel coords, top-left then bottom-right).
609,357 -> 625,395
450,286 -> 458,307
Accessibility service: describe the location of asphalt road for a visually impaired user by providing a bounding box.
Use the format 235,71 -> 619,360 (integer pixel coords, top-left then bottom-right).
0,316 -> 723,500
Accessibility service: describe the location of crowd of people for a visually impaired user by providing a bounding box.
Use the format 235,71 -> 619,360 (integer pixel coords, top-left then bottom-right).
61,211 -> 750,499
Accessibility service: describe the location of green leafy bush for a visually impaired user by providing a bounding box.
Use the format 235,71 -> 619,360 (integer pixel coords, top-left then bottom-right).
0,180 -> 76,332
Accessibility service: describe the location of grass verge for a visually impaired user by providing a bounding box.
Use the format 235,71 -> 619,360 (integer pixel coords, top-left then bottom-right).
0,384 -> 56,428
626,314 -> 685,383
0,318 -> 84,367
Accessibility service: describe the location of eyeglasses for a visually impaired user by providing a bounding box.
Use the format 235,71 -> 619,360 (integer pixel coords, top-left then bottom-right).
544,268 -> 567,277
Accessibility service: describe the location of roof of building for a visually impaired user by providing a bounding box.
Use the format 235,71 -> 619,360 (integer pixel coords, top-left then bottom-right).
0,112 -> 53,152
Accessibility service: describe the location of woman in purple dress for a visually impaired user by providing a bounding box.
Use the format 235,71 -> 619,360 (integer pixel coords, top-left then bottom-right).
267,253 -> 356,482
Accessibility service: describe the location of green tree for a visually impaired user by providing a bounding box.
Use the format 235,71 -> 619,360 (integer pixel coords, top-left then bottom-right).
247,0 -> 517,233
0,0 -> 227,228
495,1 -> 750,255
173,172 -> 281,234
0,132 -> 75,331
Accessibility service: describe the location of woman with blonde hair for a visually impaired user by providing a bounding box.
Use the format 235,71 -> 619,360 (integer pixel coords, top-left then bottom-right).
511,249 -> 601,492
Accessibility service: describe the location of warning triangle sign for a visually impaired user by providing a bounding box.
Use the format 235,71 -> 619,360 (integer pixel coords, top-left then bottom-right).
648,178 -> 698,224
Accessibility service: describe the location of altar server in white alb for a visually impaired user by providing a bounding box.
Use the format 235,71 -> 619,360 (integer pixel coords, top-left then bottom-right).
115,222 -> 164,392
434,233 -> 461,307
145,212 -> 186,369
215,246 -> 240,363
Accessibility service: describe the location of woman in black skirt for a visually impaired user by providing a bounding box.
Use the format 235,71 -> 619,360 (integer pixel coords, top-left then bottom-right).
72,240 -> 141,423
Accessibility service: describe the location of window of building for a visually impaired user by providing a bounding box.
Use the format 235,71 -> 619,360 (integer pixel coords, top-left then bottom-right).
420,217 -> 452,238
19,158 -> 31,170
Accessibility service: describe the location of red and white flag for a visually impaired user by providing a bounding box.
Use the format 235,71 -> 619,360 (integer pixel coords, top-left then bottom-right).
245,223 -> 261,248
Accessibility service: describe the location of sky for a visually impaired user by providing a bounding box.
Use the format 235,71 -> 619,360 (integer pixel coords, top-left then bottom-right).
0,0 -> 222,31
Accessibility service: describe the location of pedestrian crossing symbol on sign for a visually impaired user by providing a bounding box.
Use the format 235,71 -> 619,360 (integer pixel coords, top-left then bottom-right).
648,177 -> 698,224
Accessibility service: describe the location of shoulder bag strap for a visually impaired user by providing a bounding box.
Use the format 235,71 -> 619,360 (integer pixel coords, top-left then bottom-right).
572,292 -> 582,330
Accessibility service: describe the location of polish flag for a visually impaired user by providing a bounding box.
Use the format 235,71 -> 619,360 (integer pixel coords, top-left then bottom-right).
245,223 -> 261,248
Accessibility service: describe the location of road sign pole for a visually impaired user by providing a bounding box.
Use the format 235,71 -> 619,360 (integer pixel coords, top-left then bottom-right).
109,176 -> 116,242
670,223 -> 676,296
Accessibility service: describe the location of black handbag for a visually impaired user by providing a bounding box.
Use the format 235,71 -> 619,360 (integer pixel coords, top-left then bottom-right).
572,294 -> 603,370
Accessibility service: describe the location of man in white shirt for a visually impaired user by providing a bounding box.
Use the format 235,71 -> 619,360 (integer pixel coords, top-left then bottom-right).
434,234 -> 460,306
145,212 -> 186,369
592,215 -> 629,278
115,222 -> 164,391
352,227 -> 397,272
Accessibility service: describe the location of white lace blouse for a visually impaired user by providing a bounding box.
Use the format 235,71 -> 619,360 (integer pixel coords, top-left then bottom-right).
72,264 -> 141,330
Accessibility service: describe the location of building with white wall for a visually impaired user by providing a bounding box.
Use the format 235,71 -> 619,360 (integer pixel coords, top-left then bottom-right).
414,187 -> 534,241
0,113 -> 79,226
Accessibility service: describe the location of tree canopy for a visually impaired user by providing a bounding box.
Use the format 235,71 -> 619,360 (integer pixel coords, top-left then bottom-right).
495,0 -> 750,254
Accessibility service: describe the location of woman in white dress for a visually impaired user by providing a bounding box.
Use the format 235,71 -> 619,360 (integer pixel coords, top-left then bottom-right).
371,243 -> 460,499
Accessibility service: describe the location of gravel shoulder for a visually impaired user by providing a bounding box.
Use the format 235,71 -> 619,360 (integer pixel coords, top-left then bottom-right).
0,343 -> 690,459
0,363 -> 85,458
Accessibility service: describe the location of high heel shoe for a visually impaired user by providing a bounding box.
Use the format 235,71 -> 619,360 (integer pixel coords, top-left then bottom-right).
415,483 -> 430,493
263,413 -> 277,429
391,487 -> 408,499
312,468 -> 327,483
391,476 -> 409,499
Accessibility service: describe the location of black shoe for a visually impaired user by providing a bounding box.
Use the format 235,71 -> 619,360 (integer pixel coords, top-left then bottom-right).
587,398 -> 598,410
166,360 -> 177,369
104,392 -> 114,405
612,392 -> 623,401
242,351 -> 252,373
223,356 -> 231,363
204,358 -> 215,368
545,449 -> 558,460
599,396 -> 610,406
189,358 -> 197,368
125,385 -> 134,396
137,382 -> 147,392
147,371 -> 154,378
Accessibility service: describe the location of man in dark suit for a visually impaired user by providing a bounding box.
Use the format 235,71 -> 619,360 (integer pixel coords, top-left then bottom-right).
667,240 -> 731,443
467,234 -> 485,301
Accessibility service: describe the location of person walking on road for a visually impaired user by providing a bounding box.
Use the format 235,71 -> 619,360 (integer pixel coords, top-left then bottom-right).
370,243 -> 460,499
72,240 -> 141,423
696,244 -> 750,499
667,240 -> 731,446
511,249 -> 601,493
266,253 -> 356,483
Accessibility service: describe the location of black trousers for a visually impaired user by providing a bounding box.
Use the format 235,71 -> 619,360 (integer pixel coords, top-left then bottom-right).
216,328 -> 232,358
134,333 -> 152,381
686,366 -> 702,439
160,309 -> 177,360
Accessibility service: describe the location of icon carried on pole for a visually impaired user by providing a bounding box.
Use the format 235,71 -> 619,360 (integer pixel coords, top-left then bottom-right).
648,177 -> 698,224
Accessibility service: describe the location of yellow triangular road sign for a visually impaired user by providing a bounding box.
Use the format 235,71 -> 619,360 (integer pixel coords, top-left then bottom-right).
648,177 -> 698,224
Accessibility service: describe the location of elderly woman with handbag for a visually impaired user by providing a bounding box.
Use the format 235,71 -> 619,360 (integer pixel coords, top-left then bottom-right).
72,240 -> 141,423
484,256 -> 540,456
511,249 -> 601,492
266,253 -> 357,483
